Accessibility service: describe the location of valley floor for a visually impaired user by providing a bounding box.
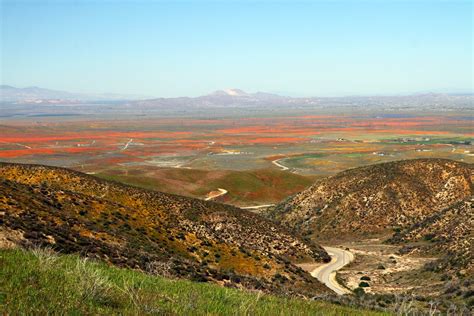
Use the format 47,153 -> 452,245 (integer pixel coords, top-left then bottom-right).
334,239 -> 434,295
326,238 -> 472,308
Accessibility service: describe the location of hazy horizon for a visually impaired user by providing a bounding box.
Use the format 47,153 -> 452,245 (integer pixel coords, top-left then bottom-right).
1,0 -> 472,97
3,83 -> 474,100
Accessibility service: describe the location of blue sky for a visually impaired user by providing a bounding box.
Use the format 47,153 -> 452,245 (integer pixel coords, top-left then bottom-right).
1,0 -> 472,97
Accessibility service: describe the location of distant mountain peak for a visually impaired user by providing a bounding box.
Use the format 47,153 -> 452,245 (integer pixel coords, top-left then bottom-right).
210,88 -> 249,97
224,88 -> 248,96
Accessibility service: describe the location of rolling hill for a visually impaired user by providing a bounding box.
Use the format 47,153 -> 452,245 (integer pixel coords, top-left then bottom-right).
269,159 -> 472,241
0,163 -> 330,297
95,167 -> 316,207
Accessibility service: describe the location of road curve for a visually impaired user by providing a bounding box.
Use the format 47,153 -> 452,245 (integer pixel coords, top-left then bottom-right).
311,246 -> 354,295
271,158 -> 289,171
204,188 -> 228,201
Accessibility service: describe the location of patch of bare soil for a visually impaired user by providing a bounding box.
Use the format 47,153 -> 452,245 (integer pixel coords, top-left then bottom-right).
0,227 -> 24,249
296,262 -> 325,274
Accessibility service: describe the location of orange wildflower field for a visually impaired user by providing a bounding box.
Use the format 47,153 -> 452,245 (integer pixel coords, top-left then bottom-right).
0,114 -> 472,174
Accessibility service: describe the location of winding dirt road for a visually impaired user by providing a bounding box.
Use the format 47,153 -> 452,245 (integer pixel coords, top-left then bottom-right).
204,188 -> 228,201
271,158 -> 289,171
311,246 -> 354,295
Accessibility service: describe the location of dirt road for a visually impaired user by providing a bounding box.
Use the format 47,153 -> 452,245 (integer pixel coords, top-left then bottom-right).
204,188 -> 228,201
311,246 -> 354,295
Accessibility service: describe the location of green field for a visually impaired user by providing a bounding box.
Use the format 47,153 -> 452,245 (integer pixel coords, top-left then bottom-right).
96,167 -> 317,207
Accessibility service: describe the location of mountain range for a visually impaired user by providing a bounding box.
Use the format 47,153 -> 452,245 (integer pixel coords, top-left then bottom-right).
0,85 -> 150,102
2,85 -> 473,112
131,88 -> 304,108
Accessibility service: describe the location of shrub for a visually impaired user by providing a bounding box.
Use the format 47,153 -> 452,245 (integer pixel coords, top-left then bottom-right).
423,234 -> 435,241
187,246 -> 197,253
444,282 -> 460,294
463,289 -> 474,298
354,287 -> 365,297
359,282 -> 370,288
424,260 -> 440,272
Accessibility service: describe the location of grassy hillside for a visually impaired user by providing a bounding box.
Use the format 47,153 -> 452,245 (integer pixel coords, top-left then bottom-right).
94,167 -> 317,206
0,163 -> 330,297
0,248 -> 387,315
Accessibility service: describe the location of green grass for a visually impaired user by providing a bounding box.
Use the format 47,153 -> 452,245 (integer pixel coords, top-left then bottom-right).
283,154 -> 328,169
0,248 -> 388,315
96,168 -> 315,206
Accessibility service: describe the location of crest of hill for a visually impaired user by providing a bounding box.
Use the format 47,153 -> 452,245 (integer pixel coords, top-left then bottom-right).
269,159 -> 473,241
0,163 -> 330,296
